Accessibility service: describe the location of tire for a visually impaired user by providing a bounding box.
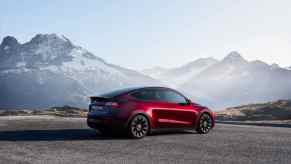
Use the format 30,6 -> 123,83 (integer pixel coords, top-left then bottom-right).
128,114 -> 149,139
196,113 -> 213,134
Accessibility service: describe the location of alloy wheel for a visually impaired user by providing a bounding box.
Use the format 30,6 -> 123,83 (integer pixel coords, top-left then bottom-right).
129,115 -> 149,138
197,113 -> 213,134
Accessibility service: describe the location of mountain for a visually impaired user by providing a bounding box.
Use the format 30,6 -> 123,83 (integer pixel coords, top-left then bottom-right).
142,58 -> 218,86
216,99 -> 291,121
0,34 -> 160,109
1,35 -> 290,110
181,51 -> 291,109
142,66 -> 169,79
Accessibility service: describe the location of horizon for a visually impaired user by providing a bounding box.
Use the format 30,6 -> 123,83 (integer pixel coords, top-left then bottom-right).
1,1 -> 291,69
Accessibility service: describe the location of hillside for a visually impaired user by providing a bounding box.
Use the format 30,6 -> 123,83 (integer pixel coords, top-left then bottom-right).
216,99 -> 291,121
0,106 -> 87,117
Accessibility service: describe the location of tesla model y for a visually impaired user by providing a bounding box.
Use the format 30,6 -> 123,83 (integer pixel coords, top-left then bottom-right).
87,87 -> 215,138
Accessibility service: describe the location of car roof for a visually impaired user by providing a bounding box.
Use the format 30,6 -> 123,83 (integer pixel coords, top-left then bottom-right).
129,86 -> 173,91
98,86 -> 174,98
125,86 -> 182,95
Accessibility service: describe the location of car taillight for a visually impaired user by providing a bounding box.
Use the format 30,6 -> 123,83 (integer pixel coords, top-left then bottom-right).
105,102 -> 119,108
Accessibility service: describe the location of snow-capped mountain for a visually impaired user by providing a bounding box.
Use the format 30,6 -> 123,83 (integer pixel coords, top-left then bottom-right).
181,51 -> 291,109
142,58 -> 218,86
142,66 -> 169,79
0,34 -> 159,108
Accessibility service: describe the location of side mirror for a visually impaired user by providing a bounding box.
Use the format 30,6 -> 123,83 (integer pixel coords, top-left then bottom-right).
178,99 -> 191,106
186,99 -> 192,104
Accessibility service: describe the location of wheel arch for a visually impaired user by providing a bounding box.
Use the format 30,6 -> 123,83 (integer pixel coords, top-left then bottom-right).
194,110 -> 215,129
125,111 -> 153,131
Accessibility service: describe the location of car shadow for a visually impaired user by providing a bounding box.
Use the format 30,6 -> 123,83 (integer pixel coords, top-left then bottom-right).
0,129 -> 122,141
0,129 -> 196,141
149,130 -> 196,136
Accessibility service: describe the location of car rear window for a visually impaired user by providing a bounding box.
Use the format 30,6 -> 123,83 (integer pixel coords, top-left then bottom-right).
99,88 -> 135,98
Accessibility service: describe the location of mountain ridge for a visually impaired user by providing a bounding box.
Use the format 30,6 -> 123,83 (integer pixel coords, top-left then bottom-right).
180,52 -> 291,109
0,34 -> 160,109
1,34 -> 291,109
142,57 -> 218,86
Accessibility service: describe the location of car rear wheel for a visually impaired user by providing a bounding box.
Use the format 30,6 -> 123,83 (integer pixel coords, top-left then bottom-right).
128,114 -> 149,139
196,113 -> 213,134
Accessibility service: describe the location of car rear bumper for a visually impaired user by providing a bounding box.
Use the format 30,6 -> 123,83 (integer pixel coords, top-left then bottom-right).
87,111 -> 127,131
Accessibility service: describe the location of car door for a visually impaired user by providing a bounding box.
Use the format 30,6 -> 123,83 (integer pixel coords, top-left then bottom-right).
153,89 -> 197,128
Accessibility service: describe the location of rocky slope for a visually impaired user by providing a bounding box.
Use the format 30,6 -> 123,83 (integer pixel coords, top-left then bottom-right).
216,99 -> 291,121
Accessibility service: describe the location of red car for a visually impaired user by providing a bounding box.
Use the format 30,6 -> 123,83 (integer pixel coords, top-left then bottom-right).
87,87 -> 215,138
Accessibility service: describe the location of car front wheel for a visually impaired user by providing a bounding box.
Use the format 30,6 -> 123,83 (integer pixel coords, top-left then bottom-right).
196,113 -> 213,134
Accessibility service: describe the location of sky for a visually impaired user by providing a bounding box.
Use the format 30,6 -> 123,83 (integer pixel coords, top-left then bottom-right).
1,0 -> 291,70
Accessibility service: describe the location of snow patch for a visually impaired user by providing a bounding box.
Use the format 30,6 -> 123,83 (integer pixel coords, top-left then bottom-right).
61,47 -> 126,78
0,67 -> 30,74
16,62 -> 26,67
39,65 -> 59,72
3,45 -> 9,50
60,35 -> 69,42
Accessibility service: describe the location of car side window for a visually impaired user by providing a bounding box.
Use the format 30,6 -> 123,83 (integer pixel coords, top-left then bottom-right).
158,90 -> 188,104
130,89 -> 157,101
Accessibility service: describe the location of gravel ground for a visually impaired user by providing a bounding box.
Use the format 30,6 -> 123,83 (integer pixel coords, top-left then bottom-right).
0,116 -> 291,164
